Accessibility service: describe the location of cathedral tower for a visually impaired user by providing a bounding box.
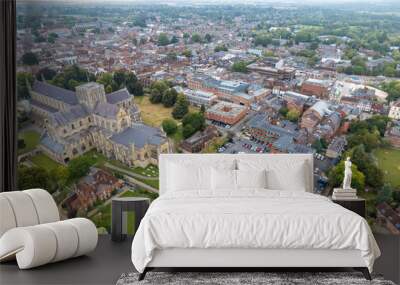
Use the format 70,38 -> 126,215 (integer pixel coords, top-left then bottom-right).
76,82 -> 107,110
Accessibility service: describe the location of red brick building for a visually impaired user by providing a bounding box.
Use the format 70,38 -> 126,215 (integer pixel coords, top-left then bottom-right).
206,101 -> 248,125
301,79 -> 330,98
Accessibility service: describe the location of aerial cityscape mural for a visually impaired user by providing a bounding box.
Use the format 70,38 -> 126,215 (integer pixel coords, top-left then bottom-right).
15,0 -> 400,235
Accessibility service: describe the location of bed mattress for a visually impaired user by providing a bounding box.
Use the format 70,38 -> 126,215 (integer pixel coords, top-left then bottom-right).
131,190 -> 380,273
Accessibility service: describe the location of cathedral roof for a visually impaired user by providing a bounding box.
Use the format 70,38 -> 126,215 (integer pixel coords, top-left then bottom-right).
93,102 -> 120,119
41,134 -> 65,154
106,88 -> 131,104
110,124 -> 166,148
32,81 -> 79,106
49,105 -> 90,127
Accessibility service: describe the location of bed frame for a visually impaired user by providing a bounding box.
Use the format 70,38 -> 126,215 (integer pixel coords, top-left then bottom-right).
138,154 -> 372,281
139,248 -> 371,280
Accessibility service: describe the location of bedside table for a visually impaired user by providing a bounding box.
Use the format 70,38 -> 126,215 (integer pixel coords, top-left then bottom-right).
111,197 -> 150,242
331,197 -> 366,218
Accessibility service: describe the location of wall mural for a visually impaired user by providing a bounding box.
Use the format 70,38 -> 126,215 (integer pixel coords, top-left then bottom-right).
15,1 -> 400,235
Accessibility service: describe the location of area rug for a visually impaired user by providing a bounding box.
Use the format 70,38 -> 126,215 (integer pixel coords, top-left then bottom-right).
116,271 -> 395,285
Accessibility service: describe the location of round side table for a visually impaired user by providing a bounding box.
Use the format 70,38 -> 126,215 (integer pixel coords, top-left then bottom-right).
111,197 -> 150,242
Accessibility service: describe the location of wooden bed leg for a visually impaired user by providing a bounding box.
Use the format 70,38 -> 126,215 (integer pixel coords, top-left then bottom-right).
138,268 -> 148,281
354,267 -> 371,280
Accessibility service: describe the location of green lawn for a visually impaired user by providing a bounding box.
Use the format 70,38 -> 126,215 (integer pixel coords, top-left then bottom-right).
133,164 -> 159,177
18,130 -> 40,154
31,153 -> 64,172
79,150 -> 109,167
373,147 -> 400,188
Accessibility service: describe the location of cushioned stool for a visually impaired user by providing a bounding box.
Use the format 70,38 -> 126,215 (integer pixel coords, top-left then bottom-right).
0,189 -> 98,269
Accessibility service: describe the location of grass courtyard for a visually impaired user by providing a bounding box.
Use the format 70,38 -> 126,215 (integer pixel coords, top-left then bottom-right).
373,147 -> 400,188
135,95 -> 198,127
135,96 -> 178,127
30,153 -> 64,172
18,130 -> 40,154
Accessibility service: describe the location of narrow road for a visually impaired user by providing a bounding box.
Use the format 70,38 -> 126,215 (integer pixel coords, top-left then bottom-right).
123,175 -> 159,194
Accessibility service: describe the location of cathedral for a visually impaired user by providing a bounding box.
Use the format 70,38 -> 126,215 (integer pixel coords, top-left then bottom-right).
30,81 -> 170,167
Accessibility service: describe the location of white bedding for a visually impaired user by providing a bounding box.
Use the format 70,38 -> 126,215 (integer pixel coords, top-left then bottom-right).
131,190 -> 380,273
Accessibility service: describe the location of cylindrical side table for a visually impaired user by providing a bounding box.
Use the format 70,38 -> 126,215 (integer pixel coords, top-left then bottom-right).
111,197 -> 150,242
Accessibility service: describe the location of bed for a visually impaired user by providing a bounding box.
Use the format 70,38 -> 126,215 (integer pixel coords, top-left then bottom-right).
131,154 -> 380,281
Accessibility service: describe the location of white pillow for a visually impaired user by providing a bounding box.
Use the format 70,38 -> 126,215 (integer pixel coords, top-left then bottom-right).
211,168 -> 237,190
236,169 -> 267,189
237,159 -> 309,192
168,163 -> 211,191
166,158 -> 236,193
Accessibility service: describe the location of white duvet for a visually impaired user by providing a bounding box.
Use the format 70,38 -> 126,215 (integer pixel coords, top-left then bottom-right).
131,190 -> 380,273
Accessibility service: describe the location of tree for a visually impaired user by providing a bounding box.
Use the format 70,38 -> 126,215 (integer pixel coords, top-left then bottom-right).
348,145 -> 384,189
36,67 -> 56,81
254,34 -> 272,47
214,44 -> 228,52
67,156 -> 92,181
200,104 -> 206,113
97,73 -> 115,91
191,33 -> 202,43
49,166 -> 69,192
181,49 -> 192,58
295,30 -> 314,43
125,73 -> 143,96
149,80 -> 169,104
182,124 -> 195,139
328,160 -> 365,193
347,130 -> 381,152
157,33 -> 170,46
182,112 -> 205,131
21,52 -> 39,66
279,107 -> 289,117
377,184 -> 393,204
312,139 -> 324,153
47,32 -> 58,44
170,35 -> 179,44
172,94 -> 189,119
286,109 -> 300,122
68,79 -> 80,90
380,80 -> 400,102
133,14 -> 146,27
231,61 -> 248,73
16,72 -> 34,100
113,70 -> 127,87
162,88 -> 178,107
17,166 -> 52,191
162,119 -> 178,136
105,85 -> 113,94
204,33 -> 212,43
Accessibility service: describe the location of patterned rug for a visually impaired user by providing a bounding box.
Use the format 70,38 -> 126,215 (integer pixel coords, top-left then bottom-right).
116,271 -> 395,285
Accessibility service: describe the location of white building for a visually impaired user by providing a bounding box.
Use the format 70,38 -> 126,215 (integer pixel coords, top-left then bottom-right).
388,100 -> 400,120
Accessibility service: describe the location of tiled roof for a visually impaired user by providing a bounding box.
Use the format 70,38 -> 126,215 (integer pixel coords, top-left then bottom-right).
94,102 -> 119,119
31,100 -> 58,113
111,124 -> 166,148
248,114 -> 298,137
106,88 -> 131,104
41,134 -> 65,154
32,81 -> 78,105
49,105 -> 89,127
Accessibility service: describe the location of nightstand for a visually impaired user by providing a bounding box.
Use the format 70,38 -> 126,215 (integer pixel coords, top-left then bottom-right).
111,197 -> 150,242
331,197 -> 366,218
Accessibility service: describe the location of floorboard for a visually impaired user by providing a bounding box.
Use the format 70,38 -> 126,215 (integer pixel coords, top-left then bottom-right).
1,234 -> 398,285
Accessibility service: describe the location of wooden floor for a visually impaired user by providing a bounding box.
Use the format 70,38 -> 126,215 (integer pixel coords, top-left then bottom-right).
0,235 -> 134,285
0,234 -> 398,285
